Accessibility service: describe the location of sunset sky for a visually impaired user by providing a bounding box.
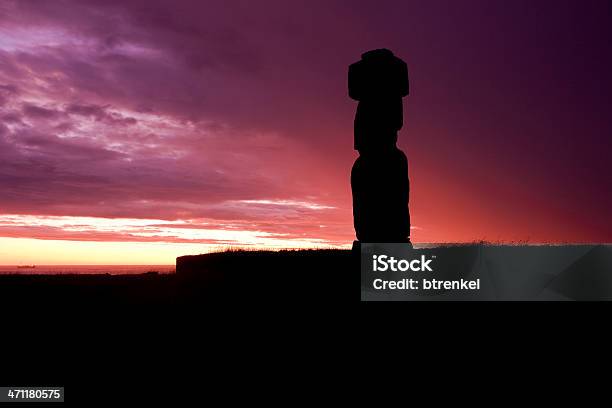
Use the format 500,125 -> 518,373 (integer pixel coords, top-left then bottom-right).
1,0 -> 611,264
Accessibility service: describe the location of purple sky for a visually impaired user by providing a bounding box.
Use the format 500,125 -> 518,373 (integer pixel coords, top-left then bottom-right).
0,0 -> 611,258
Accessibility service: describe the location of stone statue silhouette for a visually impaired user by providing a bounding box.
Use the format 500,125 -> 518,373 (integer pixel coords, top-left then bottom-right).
349,49 -> 411,243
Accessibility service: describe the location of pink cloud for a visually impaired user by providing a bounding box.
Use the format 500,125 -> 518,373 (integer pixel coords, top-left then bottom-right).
0,0 -> 611,248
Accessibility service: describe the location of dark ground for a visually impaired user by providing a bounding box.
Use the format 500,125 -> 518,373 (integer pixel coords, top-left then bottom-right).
1,249 -> 360,401
1,247 -> 609,402
0,249 -> 355,311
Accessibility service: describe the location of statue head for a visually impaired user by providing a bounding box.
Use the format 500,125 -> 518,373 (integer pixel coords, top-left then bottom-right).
349,49 -> 409,152
348,48 -> 409,102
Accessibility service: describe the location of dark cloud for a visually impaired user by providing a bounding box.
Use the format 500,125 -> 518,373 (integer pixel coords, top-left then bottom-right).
22,103 -> 62,119
65,103 -> 137,125
0,0 -> 610,244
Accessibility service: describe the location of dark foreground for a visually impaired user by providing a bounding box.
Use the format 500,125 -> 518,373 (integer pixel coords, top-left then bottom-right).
2,249 -> 355,391
2,244 -> 612,309
0,249 -> 354,311
2,246 -> 611,397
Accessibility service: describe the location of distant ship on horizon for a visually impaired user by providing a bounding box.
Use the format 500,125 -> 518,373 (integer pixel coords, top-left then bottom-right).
16,265 -> 36,269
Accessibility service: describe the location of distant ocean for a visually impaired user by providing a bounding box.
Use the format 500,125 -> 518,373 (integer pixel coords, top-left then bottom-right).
0,265 -> 175,275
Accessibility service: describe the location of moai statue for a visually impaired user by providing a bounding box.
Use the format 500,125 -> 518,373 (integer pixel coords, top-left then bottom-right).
349,49 -> 411,243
